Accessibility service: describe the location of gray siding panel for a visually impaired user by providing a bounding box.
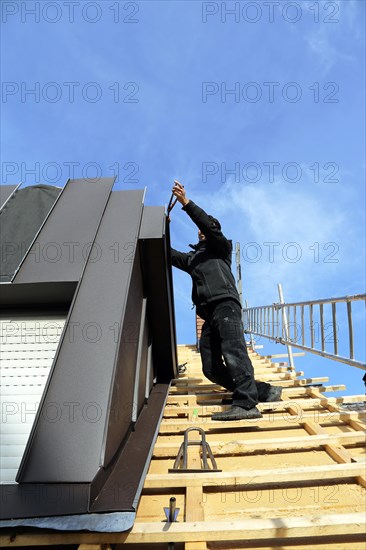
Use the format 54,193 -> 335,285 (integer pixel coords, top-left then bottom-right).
14,178 -> 115,284
1,185 -> 61,282
139,206 -> 165,239
0,185 -> 19,210
17,190 -> 145,483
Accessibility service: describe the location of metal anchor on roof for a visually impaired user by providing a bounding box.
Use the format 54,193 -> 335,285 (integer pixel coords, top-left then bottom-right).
178,361 -> 187,374
163,496 -> 180,523
168,427 -> 221,473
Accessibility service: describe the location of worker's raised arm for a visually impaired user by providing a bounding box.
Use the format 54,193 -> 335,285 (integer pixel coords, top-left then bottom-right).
170,248 -> 190,272
172,181 -> 231,256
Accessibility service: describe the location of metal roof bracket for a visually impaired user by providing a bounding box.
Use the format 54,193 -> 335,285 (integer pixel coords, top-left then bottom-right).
168,427 -> 222,473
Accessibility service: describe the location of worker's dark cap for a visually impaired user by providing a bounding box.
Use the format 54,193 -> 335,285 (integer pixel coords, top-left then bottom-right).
208,215 -> 221,230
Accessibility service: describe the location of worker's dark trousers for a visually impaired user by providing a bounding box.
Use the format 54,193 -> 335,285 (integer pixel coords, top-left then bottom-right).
199,299 -> 271,410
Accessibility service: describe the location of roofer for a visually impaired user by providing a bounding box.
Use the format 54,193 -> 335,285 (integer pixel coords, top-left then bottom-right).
170,181 -> 282,420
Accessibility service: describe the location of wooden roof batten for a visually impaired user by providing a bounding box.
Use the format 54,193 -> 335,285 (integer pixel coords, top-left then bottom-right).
1,188 -> 365,549
2,343 -> 365,549
137,344 -> 366,550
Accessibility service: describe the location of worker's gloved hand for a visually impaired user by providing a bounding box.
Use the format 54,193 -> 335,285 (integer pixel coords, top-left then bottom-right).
172,180 -> 189,207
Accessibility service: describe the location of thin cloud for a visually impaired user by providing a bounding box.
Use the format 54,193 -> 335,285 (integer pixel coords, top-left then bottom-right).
192,177 -> 360,305
302,0 -> 359,72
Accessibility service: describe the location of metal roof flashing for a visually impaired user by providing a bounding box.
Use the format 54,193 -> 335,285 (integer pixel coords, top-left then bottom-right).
0,181 -> 177,532
0,511 -> 136,533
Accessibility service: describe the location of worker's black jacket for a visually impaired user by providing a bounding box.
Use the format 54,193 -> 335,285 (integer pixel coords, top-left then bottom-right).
171,201 -> 241,313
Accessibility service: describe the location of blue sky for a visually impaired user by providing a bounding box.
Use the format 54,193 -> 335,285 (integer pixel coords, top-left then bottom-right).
1,0 -> 365,394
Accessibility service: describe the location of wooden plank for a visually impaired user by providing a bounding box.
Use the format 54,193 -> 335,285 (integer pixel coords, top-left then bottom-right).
168,377 -> 330,393
175,372 -> 304,383
166,387 -> 352,405
3,344 -> 364,549
248,544 -> 366,550
178,366 -> 301,375
153,431 -> 366,457
159,410 -> 366,433
124,511 -> 366,542
1,512 -> 364,545
185,486 -> 206,550
263,352 -> 306,358
187,394 -> 198,421
314,400 -> 365,432
78,545 -> 112,550
303,419 -> 366,488
163,398 -> 354,417
144,462 -> 366,489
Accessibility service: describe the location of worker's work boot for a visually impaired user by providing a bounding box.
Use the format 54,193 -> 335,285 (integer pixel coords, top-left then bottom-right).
222,386 -> 282,405
212,405 -> 262,421
221,397 -> 233,405
264,386 -> 283,402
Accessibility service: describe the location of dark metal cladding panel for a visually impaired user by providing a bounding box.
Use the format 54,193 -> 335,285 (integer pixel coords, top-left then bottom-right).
0,484 -> 89,520
0,281 -> 76,308
90,383 -> 169,512
147,344 -> 154,395
139,205 -> 165,239
1,185 -> 61,282
101,250 -> 143,468
137,314 -> 149,414
14,178 -> 115,284
145,240 -> 178,381
17,190 -> 145,483
139,208 -> 178,380
0,185 -> 18,209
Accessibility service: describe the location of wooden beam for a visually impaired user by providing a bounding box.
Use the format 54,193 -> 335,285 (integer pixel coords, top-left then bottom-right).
153,431 -> 366,457
78,545 -> 112,550
184,486 -> 206,550
163,395 -> 356,417
308,390 -> 365,432
166,386 -> 351,405
179,368 -> 308,377
159,410 -> 366,433
302,415 -> 366,489
263,352 -> 306,358
180,428 -> 207,549
144,462 -> 366,489
1,512 -> 364,545
168,377 -> 330,394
